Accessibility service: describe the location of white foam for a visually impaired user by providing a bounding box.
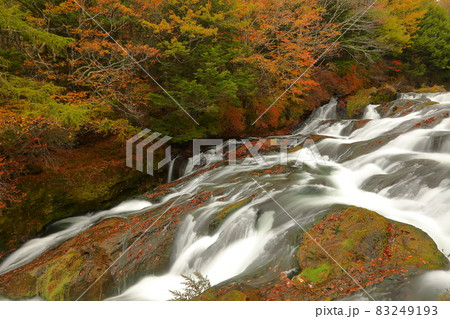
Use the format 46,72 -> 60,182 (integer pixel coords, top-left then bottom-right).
0,199 -> 151,275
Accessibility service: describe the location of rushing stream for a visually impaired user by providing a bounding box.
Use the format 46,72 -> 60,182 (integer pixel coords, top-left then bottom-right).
1,92 -> 450,301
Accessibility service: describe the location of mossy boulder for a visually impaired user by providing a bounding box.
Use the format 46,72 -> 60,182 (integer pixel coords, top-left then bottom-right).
370,85 -> 398,104
346,88 -> 377,118
298,263 -> 332,283
283,206 -> 448,300
205,207 -> 448,301
346,85 -> 398,118
35,249 -> 83,300
0,190 -> 214,300
0,138 -> 162,254
415,85 -> 446,93
296,207 -> 447,274
0,245 -> 115,301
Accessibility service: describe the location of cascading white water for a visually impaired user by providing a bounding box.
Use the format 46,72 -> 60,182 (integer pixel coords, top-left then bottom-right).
0,199 -> 152,276
1,91 -> 449,301
109,208 -> 282,301
294,97 -> 338,135
363,104 -> 381,120
107,91 -> 450,300
167,155 -> 180,183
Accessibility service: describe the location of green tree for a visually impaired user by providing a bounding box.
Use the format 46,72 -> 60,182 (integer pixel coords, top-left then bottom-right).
402,3 -> 450,80
144,0 -> 255,141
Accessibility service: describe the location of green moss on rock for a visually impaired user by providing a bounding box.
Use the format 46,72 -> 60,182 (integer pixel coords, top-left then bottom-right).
218,289 -> 248,301
196,283 -> 262,301
415,85 -> 446,93
370,85 -> 397,104
299,263 -> 332,283
209,196 -> 254,231
347,88 -> 376,118
35,249 -> 83,300
347,85 -> 398,118
287,206 -> 449,300
249,206 -> 450,301
0,138 -> 161,253
297,207 -> 447,272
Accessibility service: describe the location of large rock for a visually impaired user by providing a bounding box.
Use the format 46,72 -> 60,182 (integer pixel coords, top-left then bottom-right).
370,85 -> 397,104
0,138 -> 161,255
201,207 -> 448,301
0,190 -> 214,300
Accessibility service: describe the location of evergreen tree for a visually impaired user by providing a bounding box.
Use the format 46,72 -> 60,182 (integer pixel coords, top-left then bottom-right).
403,3 -> 450,80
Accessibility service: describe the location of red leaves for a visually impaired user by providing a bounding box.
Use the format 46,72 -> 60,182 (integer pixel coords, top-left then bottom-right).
324,214 -> 342,223
413,117 -> 437,128
224,105 -> 246,136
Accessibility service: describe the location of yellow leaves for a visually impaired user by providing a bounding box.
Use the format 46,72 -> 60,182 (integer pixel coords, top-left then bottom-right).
111,1 -> 137,17
141,18 -> 173,34
376,0 -> 429,47
43,1 -> 79,16
168,7 -> 220,38
180,23 -> 218,38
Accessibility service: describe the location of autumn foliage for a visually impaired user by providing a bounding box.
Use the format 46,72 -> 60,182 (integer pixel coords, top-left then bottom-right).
0,0 -> 447,209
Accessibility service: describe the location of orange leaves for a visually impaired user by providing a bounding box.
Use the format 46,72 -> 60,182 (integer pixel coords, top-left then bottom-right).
223,105 -> 246,135
338,68 -> 366,96
126,44 -> 160,58
239,0 -> 337,131
53,91 -> 89,104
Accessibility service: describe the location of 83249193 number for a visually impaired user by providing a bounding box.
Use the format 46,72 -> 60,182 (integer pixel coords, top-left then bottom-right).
376,306 -> 438,316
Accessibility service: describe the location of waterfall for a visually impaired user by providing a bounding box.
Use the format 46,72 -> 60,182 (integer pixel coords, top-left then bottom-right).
167,155 -> 179,183
2,92 -> 449,301
293,97 -> 338,135
363,104 -> 381,120
109,92 -> 450,300
0,200 -> 152,276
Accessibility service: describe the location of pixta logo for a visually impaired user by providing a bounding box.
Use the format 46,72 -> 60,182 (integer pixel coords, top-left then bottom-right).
192,138 -> 326,167
126,129 -> 172,176
126,130 -> 326,175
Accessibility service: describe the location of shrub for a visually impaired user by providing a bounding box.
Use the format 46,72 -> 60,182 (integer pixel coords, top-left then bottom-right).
347,88 -> 376,118
169,272 -> 211,301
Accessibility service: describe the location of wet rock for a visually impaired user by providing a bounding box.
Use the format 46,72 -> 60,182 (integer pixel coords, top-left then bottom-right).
196,283 -> 263,301
203,207 -> 448,301
0,138 -> 161,254
271,206 -> 448,300
209,195 -> 255,232
0,190 -> 214,300
370,85 -> 397,104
